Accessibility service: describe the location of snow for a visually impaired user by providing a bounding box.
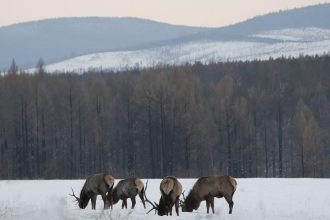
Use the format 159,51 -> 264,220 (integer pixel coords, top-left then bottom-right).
0,178 -> 329,220
37,27 -> 330,73
252,27 -> 330,42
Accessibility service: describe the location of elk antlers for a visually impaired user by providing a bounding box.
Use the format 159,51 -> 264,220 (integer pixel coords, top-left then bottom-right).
144,180 -> 159,214
69,187 -> 80,204
179,190 -> 186,206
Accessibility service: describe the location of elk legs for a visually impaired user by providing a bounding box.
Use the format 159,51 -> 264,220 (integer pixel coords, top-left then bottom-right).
206,196 -> 211,214
121,198 -> 128,209
102,194 -> 109,209
91,195 -> 97,209
225,195 -> 234,214
175,197 -> 180,216
211,197 -> 215,214
206,196 -> 215,214
130,196 -> 136,208
138,189 -> 146,208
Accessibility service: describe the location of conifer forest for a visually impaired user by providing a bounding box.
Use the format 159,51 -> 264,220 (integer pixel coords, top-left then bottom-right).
0,55 -> 329,179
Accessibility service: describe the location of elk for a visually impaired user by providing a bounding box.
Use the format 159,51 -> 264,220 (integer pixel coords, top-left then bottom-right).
110,177 -> 146,209
144,176 -> 183,216
70,173 -> 115,209
181,176 -> 237,214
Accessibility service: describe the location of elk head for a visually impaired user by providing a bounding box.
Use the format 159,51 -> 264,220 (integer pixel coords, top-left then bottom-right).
69,188 -> 89,209
180,190 -> 196,212
157,197 -> 171,216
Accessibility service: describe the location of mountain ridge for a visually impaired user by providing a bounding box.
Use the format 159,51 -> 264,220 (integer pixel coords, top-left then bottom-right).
0,17 -> 209,69
1,3 -> 330,70
169,3 -> 330,43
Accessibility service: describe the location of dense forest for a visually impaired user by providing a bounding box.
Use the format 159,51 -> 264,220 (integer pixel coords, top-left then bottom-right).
0,56 -> 329,179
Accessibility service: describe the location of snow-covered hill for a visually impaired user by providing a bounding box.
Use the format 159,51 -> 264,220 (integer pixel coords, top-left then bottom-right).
0,17 -> 208,69
43,27 -> 330,73
0,178 -> 329,220
4,3 -> 330,71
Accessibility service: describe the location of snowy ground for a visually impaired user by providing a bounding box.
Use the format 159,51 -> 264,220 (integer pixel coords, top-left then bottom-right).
0,178 -> 329,220
38,27 -> 330,73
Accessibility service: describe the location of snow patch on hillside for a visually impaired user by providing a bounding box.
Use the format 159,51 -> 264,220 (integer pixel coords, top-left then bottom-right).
37,27 -> 330,73
253,27 -> 330,42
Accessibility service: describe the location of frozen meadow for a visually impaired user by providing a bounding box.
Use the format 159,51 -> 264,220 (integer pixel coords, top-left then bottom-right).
0,178 -> 329,220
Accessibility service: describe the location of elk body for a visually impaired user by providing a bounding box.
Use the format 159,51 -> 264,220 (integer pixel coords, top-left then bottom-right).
111,177 -> 146,209
70,173 -> 114,209
144,176 -> 183,216
181,176 -> 237,214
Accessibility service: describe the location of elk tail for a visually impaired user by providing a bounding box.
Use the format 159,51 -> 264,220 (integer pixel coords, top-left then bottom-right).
104,175 -> 115,189
160,178 -> 174,195
135,178 -> 144,193
229,176 -> 237,192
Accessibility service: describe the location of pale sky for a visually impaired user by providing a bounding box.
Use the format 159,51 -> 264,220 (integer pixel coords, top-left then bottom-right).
1,0 -> 330,27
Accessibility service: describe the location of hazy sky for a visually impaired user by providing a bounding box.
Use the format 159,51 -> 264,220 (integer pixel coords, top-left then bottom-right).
1,0 -> 330,27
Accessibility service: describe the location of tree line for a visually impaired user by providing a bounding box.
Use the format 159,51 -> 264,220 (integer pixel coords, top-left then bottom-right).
0,55 -> 329,179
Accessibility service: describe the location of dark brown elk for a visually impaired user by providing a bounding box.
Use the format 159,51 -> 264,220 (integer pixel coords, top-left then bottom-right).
70,173 -> 114,209
110,177 -> 146,209
144,176 -> 183,216
181,176 -> 237,214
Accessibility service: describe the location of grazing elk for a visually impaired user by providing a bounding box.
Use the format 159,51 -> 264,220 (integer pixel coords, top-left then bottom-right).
110,177 -> 146,209
70,173 -> 115,209
181,176 -> 237,214
145,176 -> 183,216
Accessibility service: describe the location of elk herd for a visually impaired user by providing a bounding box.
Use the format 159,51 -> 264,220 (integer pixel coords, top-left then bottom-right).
70,173 -> 237,216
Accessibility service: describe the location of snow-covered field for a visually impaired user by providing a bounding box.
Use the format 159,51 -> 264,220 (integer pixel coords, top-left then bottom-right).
40,27 -> 330,73
0,178 -> 329,220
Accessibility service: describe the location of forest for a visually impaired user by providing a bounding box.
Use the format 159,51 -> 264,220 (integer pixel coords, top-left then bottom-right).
0,55 -> 329,179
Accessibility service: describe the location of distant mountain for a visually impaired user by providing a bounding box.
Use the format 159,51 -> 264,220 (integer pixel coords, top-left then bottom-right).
174,3 -> 330,43
0,17 -> 209,69
2,3 -> 330,72
43,4 -> 330,73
